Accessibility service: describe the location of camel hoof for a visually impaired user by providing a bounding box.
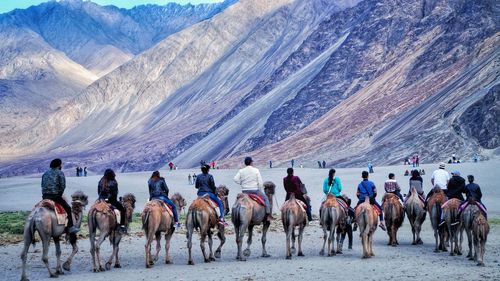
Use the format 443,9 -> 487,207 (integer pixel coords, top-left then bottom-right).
434,249 -> 440,253
243,249 -> 251,257
291,248 -> 296,254
114,264 -> 121,268
146,264 -> 153,269
214,251 -> 221,258
362,255 -> 370,259
261,253 -> 270,258
417,239 -> 423,245
412,242 -> 417,245
188,261 -> 194,265
20,277 -> 29,281
319,250 -> 325,256
298,252 -> 304,257
204,259 -> 210,263
348,246 -> 352,250
468,256 -> 474,261
391,244 -> 397,247
49,273 -> 58,278
56,270 -> 64,275
62,261 -> 71,271
336,250 -> 343,254
477,262 -> 484,267
210,257 -> 216,261
105,262 -> 112,271
457,252 -> 462,256
285,256 -> 292,260
165,260 -> 172,264
99,266 -> 105,272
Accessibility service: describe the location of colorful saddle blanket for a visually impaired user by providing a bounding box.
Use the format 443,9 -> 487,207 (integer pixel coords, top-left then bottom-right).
35,199 -> 68,225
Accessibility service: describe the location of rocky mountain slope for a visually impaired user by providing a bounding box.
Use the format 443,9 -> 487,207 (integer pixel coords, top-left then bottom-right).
0,0 -> 498,176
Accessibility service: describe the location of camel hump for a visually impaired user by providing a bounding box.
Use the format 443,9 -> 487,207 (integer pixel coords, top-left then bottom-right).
323,195 -> 339,208
442,198 -> 462,210
364,196 -> 370,204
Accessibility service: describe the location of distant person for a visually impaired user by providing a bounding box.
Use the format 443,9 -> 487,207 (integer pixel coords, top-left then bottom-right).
42,159 -> 78,237
291,159 -> 295,168
188,174 -> 192,185
404,170 -> 409,176
76,167 -> 79,177
283,168 -> 312,221
415,155 -> 420,167
83,167 -> 87,177
148,171 -> 180,228
192,173 -> 197,184
168,162 -> 174,171
196,164 -> 227,225
451,153 -> 456,163
211,161 -> 216,169
404,157 -> 409,165
421,169 -> 425,175
317,161 -> 322,168
323,168 -> 342,198
269,160 -> 273,169
473,153 -> 479,163
356,171 -> 386,230
98,169 -> 127,233
234,157 -> 273,220
459,175 -> 487,218
368,162 -> 374,173
383,173 -> 403,201
427,162 -> 450,200
322,160 -> 326,169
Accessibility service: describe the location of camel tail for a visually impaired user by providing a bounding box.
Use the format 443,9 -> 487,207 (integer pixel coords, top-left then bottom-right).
88,209 -> 97,234
26,215 -> 36,247
361,209 -> 370,236
232,204 -> 241,228
142,211 -> 150,231
191,209 -> 199,230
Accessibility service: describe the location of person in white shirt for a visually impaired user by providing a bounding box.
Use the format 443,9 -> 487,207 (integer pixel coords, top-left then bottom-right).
233,157 -> 274,220
426,162 -> 450,202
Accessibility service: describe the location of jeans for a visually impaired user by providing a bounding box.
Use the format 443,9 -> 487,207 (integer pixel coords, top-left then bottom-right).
198,192 -> 224,219
155,196 -> 179,222
42,194 -> 74,227
243,190 -> 271,214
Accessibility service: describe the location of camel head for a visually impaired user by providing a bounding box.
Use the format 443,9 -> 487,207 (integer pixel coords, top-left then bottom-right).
217,185 -> 229,216
171,193 -> 187,212
263,181 -> 275,197
120,193 -> 136,223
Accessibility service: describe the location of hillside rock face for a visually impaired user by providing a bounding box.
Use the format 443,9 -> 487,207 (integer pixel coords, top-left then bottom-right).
0,0 -> 498,176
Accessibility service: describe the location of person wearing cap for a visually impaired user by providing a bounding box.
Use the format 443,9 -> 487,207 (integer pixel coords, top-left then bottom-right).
195,164 -> 227,226
234,157 -> 274,220
446,170 -> 466,201
426,162 -> 451,203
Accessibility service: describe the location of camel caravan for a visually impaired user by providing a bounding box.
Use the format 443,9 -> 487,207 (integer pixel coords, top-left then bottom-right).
19,159 -> 491,280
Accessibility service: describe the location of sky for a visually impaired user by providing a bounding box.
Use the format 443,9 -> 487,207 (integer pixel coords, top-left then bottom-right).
0,0 -> 225,14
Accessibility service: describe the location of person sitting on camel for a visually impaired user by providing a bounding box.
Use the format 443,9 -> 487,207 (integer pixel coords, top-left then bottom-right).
356,171 -> 386,231
148,171 -> 181,228
283,168 -> 312,221
98,169 -> 127,234
383,173 -> 404,202
459,175 -> 487,218
196,164 -> 227,226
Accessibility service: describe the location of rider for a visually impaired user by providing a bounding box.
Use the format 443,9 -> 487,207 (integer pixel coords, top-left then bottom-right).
148,171 -> 181,228
356,171 -> 386,231
283,168 -> 312,221
460,175 -> 487,218
41,159 -> 78,237
427,162 -> 450,199
97,169 -> 127,234
322,168 -> 343,198
406,169 -> 425,204
195,164 -> 227,226
383,173 -> 403,201
439,170 -> 466,226
234,157 -> 274,221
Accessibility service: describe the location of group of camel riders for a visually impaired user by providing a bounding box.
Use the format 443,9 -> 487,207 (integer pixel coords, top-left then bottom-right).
41,158 -> 486,236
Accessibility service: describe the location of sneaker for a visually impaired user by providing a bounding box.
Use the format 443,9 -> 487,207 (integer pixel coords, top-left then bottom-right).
267,215 -> 275,221
439,220 -> 446,227
451,221 -> 460,226
218,219 -> 228,226
68,226 -> 80,234
118,225 -> 128,234
174,222 -> 182,228
379,223 -> 387,231
353,223 -> 358,232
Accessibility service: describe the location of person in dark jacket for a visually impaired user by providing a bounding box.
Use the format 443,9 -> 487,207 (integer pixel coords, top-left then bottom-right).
459,175 -> 487,218
446,171 -> 466,201
148,171 -> 180,227
41,159 -> 78,235
356,171 -> 386,231
283,168 -> 312,221
98,169 -> 127,233
195,165 -> 226,225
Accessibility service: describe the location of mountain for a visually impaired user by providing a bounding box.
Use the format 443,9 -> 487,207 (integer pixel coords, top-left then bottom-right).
0,0 -> 498,176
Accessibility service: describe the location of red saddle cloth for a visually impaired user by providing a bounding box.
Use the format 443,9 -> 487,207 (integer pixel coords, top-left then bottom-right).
35,199 -> 68,225
248,194 -> 265,206
337,198 -> 348,211
372,204 -> 381,216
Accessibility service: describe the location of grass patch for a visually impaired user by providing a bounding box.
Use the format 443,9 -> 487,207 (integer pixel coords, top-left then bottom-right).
488,217 -> 500,225
0,211 -> 30,245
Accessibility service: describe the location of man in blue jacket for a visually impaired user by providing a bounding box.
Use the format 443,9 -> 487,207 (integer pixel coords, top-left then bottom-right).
356,171 -> 386,231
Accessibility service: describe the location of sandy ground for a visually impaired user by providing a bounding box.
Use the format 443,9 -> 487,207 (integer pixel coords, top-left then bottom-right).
0,161 -> 499,280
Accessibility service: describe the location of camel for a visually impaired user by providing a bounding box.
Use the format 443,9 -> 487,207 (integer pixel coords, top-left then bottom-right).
472,213 -> 489,266
281,193 -> 308,259
355,196 -> 378,258
216,185 -> 230,215
170,193 -> 186,215
88,193 -> 136,272
405,188 -> 426,245
382,193 -> 404,246
427,188 -> 447,252
186,186 -> 227,265
442,198 -> 463,255
231,181 -> 275,261
460,202 -> 480,259
20,191 -> 88,281
319,194 -> 345,256
142,199 -> 175,268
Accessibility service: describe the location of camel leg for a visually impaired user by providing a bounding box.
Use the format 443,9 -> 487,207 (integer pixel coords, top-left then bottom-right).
291,228 -> 296,255
466,229 -> 473,259
214,228 -> 225,258
369,233 -> 375,257
207,230 -> 215,261
361,234 -> 368,258
235,224 -> 247,261
285,226 -> 292,259
145,236 -> 152,268
320,226 -> 327,256
297,225 -> 305,257
336,228 -> 344,254
328,227 -> 335,256
261,221 -> 270,257
95,233 -> 107,272
41,236 -> 57,278
153,232 -> 161,263
187,228 -> 194,265
478,240 -> 485,266
105,237 -> 117,270
20,235 -> 31,281
114,243 -> 121,268
433,227 -> 439,252
164,230 -> 173,264
90,232 -> 98,272
54,237 -> 64,275
347,225 -> 353,249
243,225 -> 253,257
63,239 -> 78,271
200,232 -> 209,263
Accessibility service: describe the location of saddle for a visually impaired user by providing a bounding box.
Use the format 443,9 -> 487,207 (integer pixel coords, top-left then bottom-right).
93,200 -> 121,224
442,198 -> 462,209
150,199 -> 173,218
459,200 -> 487,218
200,194 -> 221,218
248,193 -> 265,206
35,199 -> 68,225
322,194 -> 340,209
280,199 -> 307,215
